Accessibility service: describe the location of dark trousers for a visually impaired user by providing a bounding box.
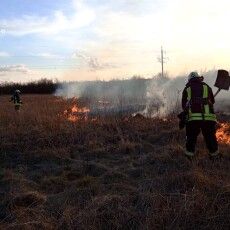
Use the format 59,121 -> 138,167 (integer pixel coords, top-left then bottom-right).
186,121 -> 218,153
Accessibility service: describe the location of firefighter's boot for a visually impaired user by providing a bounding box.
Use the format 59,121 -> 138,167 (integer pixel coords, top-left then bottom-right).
185,150 -> 195,160
209,150 -> 222,161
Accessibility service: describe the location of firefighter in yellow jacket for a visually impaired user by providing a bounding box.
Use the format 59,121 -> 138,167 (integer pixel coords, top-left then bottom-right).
10,89 -> 22,111
182,72 -> 221,159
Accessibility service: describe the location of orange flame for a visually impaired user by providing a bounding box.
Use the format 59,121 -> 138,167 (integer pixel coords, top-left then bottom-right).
71,105 -> 90,114
64,104 -> 90,122
216,122 -> 230,144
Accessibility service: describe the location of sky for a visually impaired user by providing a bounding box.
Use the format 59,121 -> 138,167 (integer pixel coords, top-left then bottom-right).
0,0 -> 230,82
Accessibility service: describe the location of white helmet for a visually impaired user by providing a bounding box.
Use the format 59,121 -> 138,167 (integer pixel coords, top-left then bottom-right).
188,72 -> 201,81
15,89 -> 21,94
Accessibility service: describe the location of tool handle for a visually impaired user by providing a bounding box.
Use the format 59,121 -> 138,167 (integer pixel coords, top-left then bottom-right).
214,88 -> 221,98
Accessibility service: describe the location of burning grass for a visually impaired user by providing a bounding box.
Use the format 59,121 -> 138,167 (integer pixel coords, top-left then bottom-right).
63,104 -> 90,122
216,122 -> 230,144
0,95 -> 229,229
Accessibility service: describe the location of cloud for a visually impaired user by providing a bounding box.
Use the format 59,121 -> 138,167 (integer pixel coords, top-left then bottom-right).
36,53 -> 63,59
1,0 -> 230,81
0,0 -> 95,36
0,26 -> 7,36
0,64 -> 51,82
0,52 -> 10,57
72,50 -> 118,71
0,64 -> 31,74
88,0 -> 230,78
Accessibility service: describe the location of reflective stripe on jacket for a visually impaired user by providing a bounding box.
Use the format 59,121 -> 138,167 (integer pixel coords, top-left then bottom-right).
186,85 -> 216,122
14,103 -> 22,106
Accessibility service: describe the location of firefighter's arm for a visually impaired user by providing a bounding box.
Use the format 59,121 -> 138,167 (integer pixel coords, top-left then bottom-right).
208,87 -> 215,104
182,88 -> 188,110
19,97 -> 23,104
178,88 -> 188,130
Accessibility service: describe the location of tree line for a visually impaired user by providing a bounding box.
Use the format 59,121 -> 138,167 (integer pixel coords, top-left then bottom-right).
0,79 -> 58,95
0,77 -> 151,96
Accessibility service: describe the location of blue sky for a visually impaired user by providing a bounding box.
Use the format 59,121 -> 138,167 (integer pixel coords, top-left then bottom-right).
0,0 -> 230,82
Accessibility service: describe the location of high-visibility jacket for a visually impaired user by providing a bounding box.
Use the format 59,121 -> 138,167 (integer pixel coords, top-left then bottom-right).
186,84 -> 216,122
11,93 -> 22,105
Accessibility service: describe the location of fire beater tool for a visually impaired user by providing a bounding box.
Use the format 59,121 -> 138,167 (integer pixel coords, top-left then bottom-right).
214,69 -> 230,97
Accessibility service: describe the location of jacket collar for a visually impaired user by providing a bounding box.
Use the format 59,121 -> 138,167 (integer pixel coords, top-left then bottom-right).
186,78 -> 203,87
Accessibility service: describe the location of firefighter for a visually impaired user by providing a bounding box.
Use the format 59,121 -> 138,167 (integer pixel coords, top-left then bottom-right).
182,72 -> 221,160
10,89 -> 22,111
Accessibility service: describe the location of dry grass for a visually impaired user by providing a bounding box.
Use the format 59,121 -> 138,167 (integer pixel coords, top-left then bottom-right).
0,95 -> 229,230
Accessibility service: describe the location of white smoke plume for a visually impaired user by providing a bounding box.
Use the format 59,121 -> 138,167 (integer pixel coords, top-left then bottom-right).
56,70 -> 230,116
142,70 -> 230,118
55,81 -> 84,98
141,75 -> 185,117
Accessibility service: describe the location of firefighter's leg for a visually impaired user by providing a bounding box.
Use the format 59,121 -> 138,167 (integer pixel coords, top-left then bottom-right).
15,105 -> 20,111
201,121 -> 219,156
185,121 -> 201,157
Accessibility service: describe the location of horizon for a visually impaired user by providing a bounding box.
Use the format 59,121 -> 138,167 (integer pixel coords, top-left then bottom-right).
0,68 -> 221,84
0,0 -> 230,82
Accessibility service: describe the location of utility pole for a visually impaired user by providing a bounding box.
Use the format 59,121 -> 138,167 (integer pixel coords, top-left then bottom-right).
157,46 -> 168,78
161,46 -> 164,78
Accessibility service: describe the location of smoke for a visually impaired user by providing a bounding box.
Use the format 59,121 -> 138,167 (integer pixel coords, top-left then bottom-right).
56,70 -> 230,116
55,78 -> 148,115
142,70 -> 230,117
55,82 -> 84,98
141,75 -> 185,117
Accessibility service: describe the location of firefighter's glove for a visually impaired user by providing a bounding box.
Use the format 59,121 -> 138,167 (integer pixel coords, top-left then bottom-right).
177,111 -> 187,130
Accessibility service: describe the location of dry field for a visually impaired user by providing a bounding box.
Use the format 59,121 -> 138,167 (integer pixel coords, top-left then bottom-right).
0,95 -> 229,230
